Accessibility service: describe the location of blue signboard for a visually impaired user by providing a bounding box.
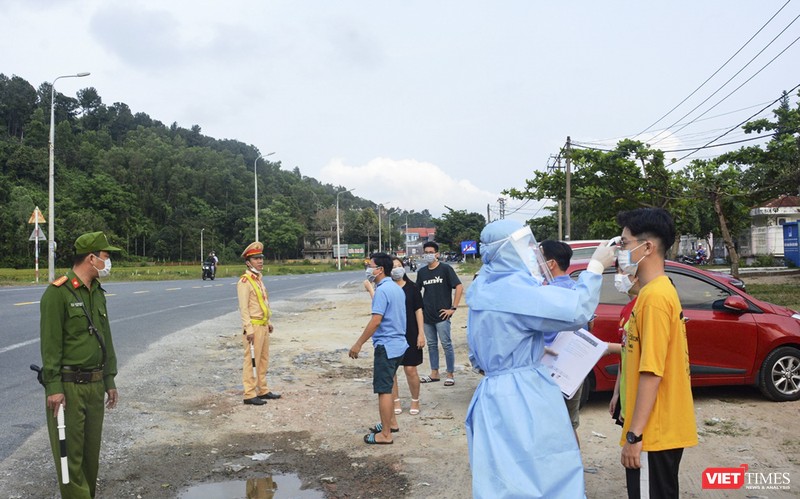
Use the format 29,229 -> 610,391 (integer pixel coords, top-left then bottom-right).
461,240 -> 477,255
783,221 -> 799,267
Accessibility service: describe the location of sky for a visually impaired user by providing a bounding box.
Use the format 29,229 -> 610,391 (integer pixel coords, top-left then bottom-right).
2,1 -> 798,223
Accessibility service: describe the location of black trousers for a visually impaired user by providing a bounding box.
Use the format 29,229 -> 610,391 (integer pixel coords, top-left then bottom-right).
625,448 -> 684,499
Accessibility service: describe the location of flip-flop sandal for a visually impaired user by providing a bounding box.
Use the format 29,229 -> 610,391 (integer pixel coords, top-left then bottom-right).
444,378 -> 455,386
364,433 -> 393,445
369,422 -> 399,433
420,375 -> 441,383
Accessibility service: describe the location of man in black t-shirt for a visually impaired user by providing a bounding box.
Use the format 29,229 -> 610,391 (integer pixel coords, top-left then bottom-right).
416,241 -> 463,386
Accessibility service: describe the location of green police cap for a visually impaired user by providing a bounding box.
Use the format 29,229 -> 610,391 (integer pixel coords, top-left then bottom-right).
74,231 -> 121,254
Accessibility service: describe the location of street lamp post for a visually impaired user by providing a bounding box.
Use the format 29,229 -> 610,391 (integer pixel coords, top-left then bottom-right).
48,72 -> 90,282
201,228 -> 205,262
377,202 -> 391,254
253,151 -> 275,242
336,188 -> 355,270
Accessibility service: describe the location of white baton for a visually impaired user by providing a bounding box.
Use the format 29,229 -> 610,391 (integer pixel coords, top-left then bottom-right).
250,343 -> 257,378
56,404 -> 69,484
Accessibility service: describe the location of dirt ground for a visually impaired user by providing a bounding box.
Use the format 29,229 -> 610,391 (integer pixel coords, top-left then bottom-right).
1,273 -> 798,498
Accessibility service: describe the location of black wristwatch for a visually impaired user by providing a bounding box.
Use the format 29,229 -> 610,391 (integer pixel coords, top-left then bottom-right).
626,431 -> 643,444
451,307 -> 457,311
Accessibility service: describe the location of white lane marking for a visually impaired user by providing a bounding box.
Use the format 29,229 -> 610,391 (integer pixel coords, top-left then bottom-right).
0,338 -> 39,354
166,287 -> 181,291
133,291 -> 150,294
14,301 -> 39,306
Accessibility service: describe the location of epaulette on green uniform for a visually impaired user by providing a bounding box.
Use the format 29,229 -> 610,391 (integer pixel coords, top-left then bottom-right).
52,276 -> 68,287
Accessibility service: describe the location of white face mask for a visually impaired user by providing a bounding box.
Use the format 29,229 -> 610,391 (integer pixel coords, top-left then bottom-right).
94,255 -> 112,278
422,253 -> 436,265
614,273 -> 634,294
617,242 -> 646,276
365,267 -> 378,282
390,267 -> 405,281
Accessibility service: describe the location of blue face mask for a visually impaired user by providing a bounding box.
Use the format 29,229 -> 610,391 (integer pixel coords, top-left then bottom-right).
617,242 -> 646,276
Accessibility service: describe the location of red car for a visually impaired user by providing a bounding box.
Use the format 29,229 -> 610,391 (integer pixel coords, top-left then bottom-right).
567,260 -> 800,402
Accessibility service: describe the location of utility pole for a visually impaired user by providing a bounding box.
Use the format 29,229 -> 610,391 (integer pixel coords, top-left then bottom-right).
565,136 -> 572,241
486,204 -> 491,223
558,200 -> 563,241
498,198 -> 506,220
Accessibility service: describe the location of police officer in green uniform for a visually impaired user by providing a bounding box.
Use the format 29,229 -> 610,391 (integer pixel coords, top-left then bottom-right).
40,231 -> 120,498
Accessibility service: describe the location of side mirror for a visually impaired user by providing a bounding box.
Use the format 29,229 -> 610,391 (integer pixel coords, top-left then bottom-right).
723,295 -> 749,312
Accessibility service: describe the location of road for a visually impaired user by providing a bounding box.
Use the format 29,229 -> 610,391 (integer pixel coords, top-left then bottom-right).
0,270 -> 362,461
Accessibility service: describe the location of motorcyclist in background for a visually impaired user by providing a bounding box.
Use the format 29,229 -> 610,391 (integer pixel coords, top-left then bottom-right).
206,252 -> 218,277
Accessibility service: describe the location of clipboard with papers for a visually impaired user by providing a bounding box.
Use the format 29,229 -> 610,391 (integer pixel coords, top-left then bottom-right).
540,328 -> 608,399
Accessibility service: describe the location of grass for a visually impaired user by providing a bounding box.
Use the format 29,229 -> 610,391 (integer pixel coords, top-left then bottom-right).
0,261 -> 347,286
746,283 -> 800,311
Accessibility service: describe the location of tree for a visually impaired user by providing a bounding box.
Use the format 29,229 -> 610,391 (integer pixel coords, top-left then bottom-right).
0,74 -> 38,139
432,209 -> 486,254
527,214 -> 559,242
260,199 -> 306,259
342,209 -> 380,253
506,140 -> 676,240
682,159 -> 750,277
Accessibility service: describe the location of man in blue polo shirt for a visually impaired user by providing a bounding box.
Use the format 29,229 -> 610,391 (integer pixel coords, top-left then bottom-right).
349,252 -> 408,445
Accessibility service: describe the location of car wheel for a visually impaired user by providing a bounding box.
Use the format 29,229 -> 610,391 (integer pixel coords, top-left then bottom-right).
759,346 -> 800,401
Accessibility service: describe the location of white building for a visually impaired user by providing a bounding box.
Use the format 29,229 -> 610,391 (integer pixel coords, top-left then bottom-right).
739,194 -> 800,257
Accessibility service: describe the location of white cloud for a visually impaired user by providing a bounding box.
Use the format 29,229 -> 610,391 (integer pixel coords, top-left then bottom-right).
319,157 -> 499,218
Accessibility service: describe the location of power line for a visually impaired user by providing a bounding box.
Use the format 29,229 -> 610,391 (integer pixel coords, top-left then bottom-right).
633,0 -> 793,139
671,81 -> 800,163
649,15 -> 800,146
573,132 -> 772,153
573,100 -> 776,146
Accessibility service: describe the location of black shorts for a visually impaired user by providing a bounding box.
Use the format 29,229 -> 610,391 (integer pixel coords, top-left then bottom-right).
373,344 -> 403,394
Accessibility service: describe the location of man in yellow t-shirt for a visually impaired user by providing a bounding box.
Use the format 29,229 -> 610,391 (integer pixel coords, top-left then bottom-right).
616,208 -> 697,499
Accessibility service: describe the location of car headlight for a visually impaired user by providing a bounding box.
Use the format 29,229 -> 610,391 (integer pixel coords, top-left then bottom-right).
793,313 -> 800,320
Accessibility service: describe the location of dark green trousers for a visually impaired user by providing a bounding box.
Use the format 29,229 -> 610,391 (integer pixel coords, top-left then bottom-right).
46,381 -> 106,499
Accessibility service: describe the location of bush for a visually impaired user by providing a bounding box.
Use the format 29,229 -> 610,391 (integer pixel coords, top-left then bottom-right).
749,255 -> 781,267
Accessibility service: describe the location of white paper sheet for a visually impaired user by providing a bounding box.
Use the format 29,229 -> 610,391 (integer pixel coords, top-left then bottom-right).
540,328 -> 608,399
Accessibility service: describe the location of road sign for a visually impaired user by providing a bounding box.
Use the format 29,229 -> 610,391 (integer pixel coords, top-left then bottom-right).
461,240 -> 477,255
28,206 -> 46,224
29,227 -> 47,241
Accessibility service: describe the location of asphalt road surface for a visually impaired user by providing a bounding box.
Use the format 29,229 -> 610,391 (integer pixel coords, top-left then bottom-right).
0,270 -> 363,461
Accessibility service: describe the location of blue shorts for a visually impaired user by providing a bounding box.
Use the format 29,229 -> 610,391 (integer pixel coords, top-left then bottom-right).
373,344 -> 403,394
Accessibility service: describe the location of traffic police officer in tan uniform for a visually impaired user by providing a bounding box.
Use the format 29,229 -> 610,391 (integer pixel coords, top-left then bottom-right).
40,231 -> 120,498
237,241 -> 281,405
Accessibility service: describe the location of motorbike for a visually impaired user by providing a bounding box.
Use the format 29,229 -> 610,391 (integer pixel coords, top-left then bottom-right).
202,261 -> 216,280
677,252 -> 708,266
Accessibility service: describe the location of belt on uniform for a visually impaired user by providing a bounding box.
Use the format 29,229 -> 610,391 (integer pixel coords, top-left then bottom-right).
61,367 -> 104,384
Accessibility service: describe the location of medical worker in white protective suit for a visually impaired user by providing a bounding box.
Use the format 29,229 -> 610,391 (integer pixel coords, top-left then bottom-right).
465,219 -> 617,499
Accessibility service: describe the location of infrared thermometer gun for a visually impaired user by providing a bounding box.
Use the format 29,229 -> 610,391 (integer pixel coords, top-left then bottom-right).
607,236 -> 621,247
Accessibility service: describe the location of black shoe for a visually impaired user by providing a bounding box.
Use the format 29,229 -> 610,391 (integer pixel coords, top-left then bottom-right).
244,397 -> 267,405
258,392 -> 281,400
